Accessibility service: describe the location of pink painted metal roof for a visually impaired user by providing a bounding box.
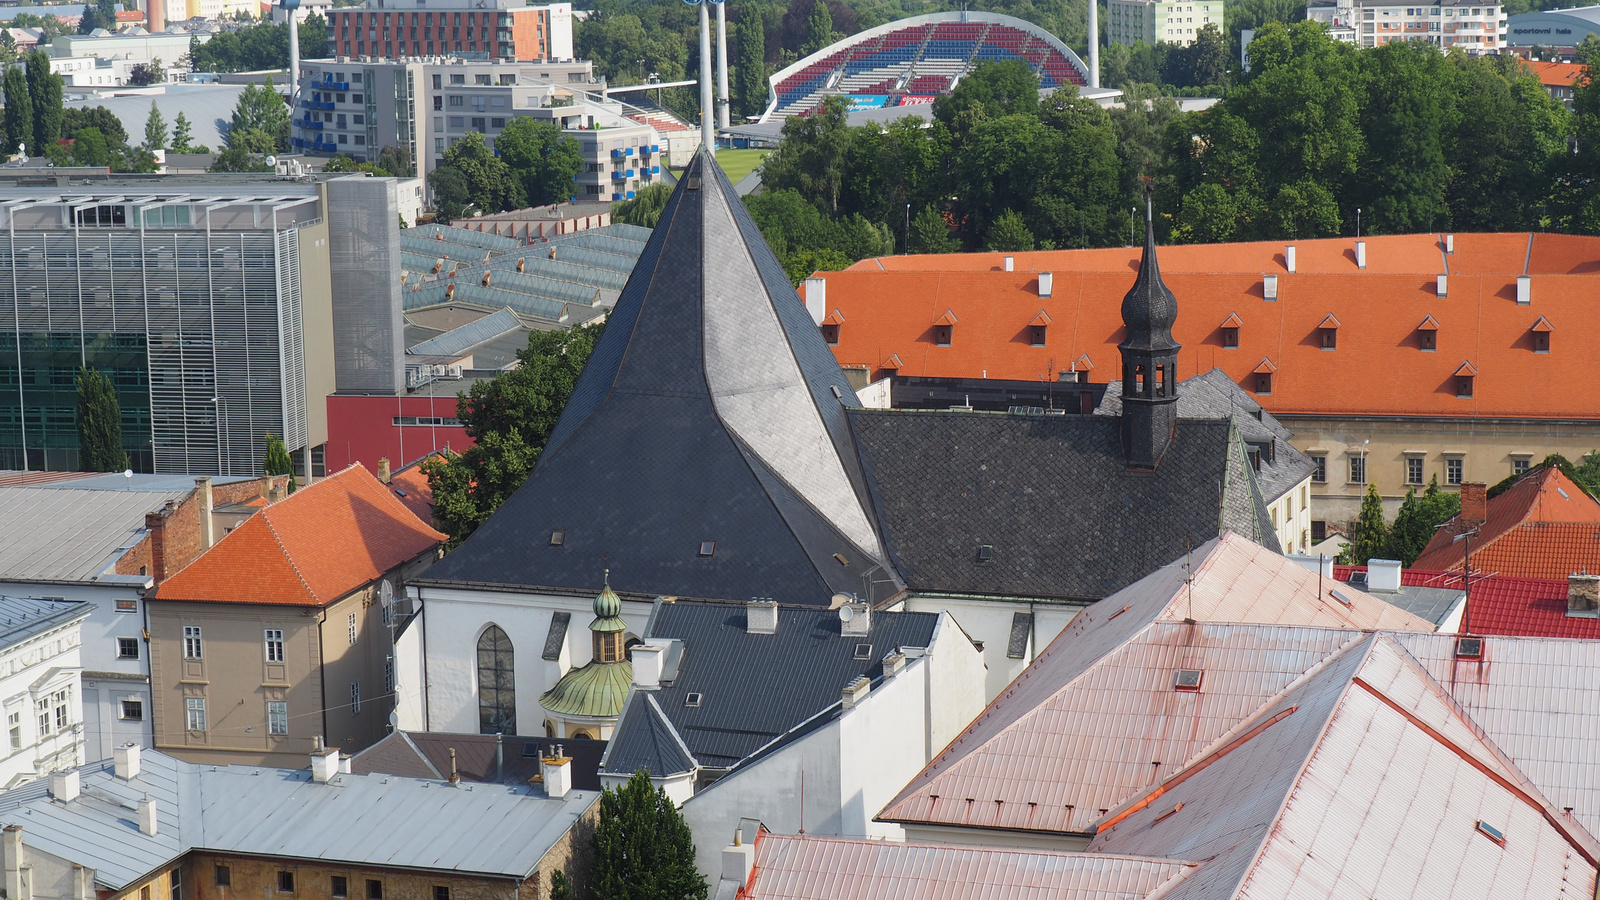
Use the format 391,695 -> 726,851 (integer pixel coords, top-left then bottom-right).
742,835 -> 1196,900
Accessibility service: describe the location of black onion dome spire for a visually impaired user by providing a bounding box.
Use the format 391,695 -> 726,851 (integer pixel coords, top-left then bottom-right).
1119,193 -> 1180,353
1118,188 -> 1181,470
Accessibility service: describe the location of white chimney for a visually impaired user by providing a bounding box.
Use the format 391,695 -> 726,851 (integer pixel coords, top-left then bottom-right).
882,649 -> 906,676
1355,240 -> 1367,269
802,278 -> 826,325
1286,554 -> 1335,578
542,750 -> 572,799
1445,233 -> 1455,254
1285,245 -> 1296,273
1263,274 -> 1279,300
745,600 -> 778,635
1037,272 -> 1053,298
841,675 -> 870,710
48,770 -> 79,802
138,795 -> 157,836
632,643 -> 664,689
722,839 -> 755,888
840,601 -> 870,636
1003,256 -> 1014,272
311,743 -> 340,783
1517,275 -> 1531,305
3,825 -> 25,900
113,743 -> 141,780
338,754 -> 352,775
1367,558 -> 1402,592
1436,274 -> 1448,298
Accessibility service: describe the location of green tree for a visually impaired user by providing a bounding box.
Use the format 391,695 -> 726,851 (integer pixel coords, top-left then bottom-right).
591,771 -> 706,900
548,871 -> 573,900
143,102 -> 168,151
1346,483 -> 1389,566
422,322 -> 605,547
1556,34 -> 1600,233
496,117 -> 584,207
76,367 -> 129,473
734,6 -> 767,118
613,182 -> 673,227
909,205 -> 958,253
69,127 -> 112,167
428,166 -> 473,221
1575,450 -> 1600,497
300,12 -> 330,56
377,143 -> 414,177
802,0 -> 835,55
263,432 -> 296,491
170,112 -> 200,153
1445,53 -> 1569,232
210,147 -> 273,172
759,95 -> 851,213
26,50 -> 63,155
226,79 -> 289,153
0,31 -> 17,65
934,59 -> 1040,126
62,106 -> 128,145
1351,41 -> 1449,234
2,65 -> 31,156
985,209 -> 1035,251
78,0 -> 118,33
438,132 -> 521,214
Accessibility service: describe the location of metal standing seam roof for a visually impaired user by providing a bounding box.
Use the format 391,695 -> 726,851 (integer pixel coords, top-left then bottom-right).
0,751 -> 597,891
0,487 -> 187,582
407,307 -> 524,357
410,224 -> 524,253
0,597 -> 93,648
743,835 -> 1199,900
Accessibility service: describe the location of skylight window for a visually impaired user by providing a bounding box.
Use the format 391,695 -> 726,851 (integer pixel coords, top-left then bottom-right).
1456,637 -> 1483,659
684,693 -> 703,708
549,530 -> 565,546
977,544 -> 994,563
1174,669 -> 1203,691
853,643 -> 873,660
1476,820 -> 1506,846
1330,589 -> 1356,607
699,541 -> 716,557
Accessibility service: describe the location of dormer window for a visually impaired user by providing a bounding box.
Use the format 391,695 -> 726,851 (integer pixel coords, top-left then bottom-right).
1219,312 -> 1242,348
1317,313 -> 1340,350
1455,361 -> 1477,398
1028,311 -> 1051,347
882,353 -> 904,372
1252,358 -> 1276,395
820,309 -> 844,345
933,310 -> 957,347
1417,315 -> 1438,351
1531,316 -> 1552,353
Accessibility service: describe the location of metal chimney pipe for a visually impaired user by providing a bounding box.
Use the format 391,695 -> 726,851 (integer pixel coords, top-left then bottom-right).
448,748 -> 460,785
495,733 -> 504,782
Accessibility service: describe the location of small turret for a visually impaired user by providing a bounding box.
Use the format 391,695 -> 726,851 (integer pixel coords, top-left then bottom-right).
1119,189 -> 1182,470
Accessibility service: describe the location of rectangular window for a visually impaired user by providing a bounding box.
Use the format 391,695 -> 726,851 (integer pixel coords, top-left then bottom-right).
450,73 -> 465,84
265,629 -> 285,663
1253,372 -> 1272,394
349,613 -> 358,645
470,117 -> 486,131
278,871 -> 295,893
121,700 -> 143,720
7,712 -> 19,751
215,866 -> 231,888
117,637 -> 140,659
385,656 -> 395,693
186,697 -> 206,731
351,682 -> 361,716
268,700 -> 288,735
1447,457 -> 1464,485
53,690 -> 67,731
1406,457 -> 1424,485
183,625 -> 202,659
36,697 -> 51,736
433,888 -> 450,900
449,96 -> 464,108
1311,456 -> 1326,483
116,599 -> 138,613
332,878 -> 348,898
1512,457 -> 1531,476
1350,455 -> 1366,484
448,115 -> 464,127
170,867 -> 181,900
491,117 -> 506,128
367,881 -> 383,900
433,96 -> 443,110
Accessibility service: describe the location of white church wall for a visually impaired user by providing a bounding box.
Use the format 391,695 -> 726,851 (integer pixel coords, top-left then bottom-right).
922,614 -> 988,754
901,596 -> 1086,701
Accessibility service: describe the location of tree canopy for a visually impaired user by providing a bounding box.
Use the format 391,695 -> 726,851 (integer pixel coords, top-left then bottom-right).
494,118 -> 584,207
226,78 -> 290,153
591,771 -> 707,900
76,368 -> 129,473
189,16 -> 329,72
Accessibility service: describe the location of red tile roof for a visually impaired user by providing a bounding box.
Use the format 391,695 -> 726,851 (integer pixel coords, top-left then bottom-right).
1527,60 -> 1584,89
812,232 -> 1600,419
1461,573 -> 1600,639
157,465 -> 445,606
387,455 -> 439,528
1413,467 -> 1600,576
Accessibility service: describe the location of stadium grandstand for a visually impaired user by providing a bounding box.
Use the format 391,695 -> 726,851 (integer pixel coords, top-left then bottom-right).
761,11 -> 1091,121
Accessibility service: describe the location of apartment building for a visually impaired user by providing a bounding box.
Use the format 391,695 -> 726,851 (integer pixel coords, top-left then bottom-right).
1106,0 -> 1225,46
294,57 -> 664,202
1306,0 -> 1507,50
328,0 -> 572,62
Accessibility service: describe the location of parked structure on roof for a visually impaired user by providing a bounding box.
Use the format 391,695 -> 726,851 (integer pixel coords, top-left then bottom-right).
1414,465 -> 1600,578
408,149 -> 1279,715
807,231 -> 1600,528
597,598 -> 984,882
0,744 -> 598,900
0,597 -> 92,789
150,466 -> 444,766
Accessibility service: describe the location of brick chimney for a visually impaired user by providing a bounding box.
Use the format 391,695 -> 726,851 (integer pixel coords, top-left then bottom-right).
143,510 -> 168,583
1568,572 -> 1600,617
1459,483 -> 1487,529
195,477 -> 214,550
377,457 -> 392,484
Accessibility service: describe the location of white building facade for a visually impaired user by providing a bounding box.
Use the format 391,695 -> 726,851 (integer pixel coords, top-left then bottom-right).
0,598 -> 92,789
1306,0 -> 1507,50
1106,0 -> 1225,46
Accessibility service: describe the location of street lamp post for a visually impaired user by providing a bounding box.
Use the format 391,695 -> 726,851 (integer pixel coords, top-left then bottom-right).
210,396 -> 230,476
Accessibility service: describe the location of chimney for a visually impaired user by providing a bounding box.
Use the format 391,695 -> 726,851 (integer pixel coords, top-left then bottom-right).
113,743 -> 141,780
1460,483 -> 1487,529
146,0 -> 164,33
448,748 -> 460,785
377,457 -> 392,484
74,865 -> 90,900
311,739 -> 340,783
481,270 -> 492,287
722,835 -> 755,889
1517,275 -> 1531,305
632,643 -> 665,689
1568,572 -> 1600,616
840,601 -> 870,637
495,733 -> 504,782
1003,256 -> 1014,272
882,649 -> 906,676
745,600 -> 778,635
1263,274 -> 1278,301
1355,240 -> 1367,270
3,825 -> 24,900
841,675 -> 870,710
195,477 -> 214,550
1285,245 -> 1296,273
1436,274 -> 1448,298
516,258 -> 525,273
48,770 -> 80,802
1445,233 -> 1455,254
138,795 -> 157,836
802,278 -> 826,325
338,754 -> 352,775
542,748 -> 572,799
1037,272 -> 1053,298
1367,558 -> 1402,592
143,512 -> 167,584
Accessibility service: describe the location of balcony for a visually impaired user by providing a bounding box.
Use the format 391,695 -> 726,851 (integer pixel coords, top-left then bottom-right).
610,170 -> 626,181
610,148 -> 624,158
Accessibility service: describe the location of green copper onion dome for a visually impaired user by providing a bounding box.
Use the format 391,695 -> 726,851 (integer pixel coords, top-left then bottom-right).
591,569 -> 627,634
538,656 -> 633,719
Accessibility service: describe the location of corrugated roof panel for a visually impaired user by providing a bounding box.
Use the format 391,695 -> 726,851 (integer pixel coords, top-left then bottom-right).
0,487 -> 187,582
407,307 -> 524,357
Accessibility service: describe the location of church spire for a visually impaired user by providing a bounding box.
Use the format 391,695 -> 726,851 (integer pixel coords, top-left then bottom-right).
1119,189 -> 1181,469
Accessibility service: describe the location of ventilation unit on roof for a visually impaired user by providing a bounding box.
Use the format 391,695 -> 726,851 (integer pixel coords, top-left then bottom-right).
1173,669 -> 1203,692
1455,637 -> 1483,659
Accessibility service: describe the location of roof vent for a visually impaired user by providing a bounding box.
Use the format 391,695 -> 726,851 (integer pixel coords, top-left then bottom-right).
48,770 -> 79,803
1567,572 -> 1600,617
1284,245 -> 1296,273
1355,240 -> 1366,270
113,743 -> 141,780
746,600 -> 779,635
1263,274 -> 1278,301
1173,669 -> 1203,692
1445,233 -> 1455,254
1455,636 -> 1483,659
1517,275 -> 1531,305
1003,255 -> 1014,272
549,530 -> 565,546
976,544 -> 994,563
632,642 -> 666,688
1437,274 -> 1448,298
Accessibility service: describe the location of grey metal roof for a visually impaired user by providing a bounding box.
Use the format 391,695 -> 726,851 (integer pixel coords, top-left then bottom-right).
0,750 -> 596,890
0,472 -> 253,492
407,307 -> 523,357
601,601 -> 942,776
425,150 -> 900,607
1346,572 -> 1465,627
0,487 -> 187,582
0,596 -> 93,648
65,84 -> 247,153
353,732 -> 608,791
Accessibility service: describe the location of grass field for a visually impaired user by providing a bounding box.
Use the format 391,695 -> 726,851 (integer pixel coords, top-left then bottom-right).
716,149 -> 770,184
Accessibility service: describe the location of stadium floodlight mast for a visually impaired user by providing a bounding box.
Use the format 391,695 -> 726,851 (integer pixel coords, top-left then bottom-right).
685,0 -> 728,153
282,0 -> 301,107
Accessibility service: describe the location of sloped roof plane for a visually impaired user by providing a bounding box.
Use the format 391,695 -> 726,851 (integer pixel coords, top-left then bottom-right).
1413,466 -> 1600,576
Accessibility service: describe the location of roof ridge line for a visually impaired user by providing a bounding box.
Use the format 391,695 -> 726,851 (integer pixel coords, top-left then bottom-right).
400,731 -> 445,779
259,484 -> 324,606
644,691 -> 698,770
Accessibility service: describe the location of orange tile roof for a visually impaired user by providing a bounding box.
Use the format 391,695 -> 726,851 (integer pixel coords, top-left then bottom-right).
816,232 -> 1600,419
388,455 -> 439,528
157,465 -> 445,606
1413,467 -> 1600,576
1526,60 -> 1584,89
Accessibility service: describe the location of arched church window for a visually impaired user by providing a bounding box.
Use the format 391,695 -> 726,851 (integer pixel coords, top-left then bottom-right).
477,625 -> 516,735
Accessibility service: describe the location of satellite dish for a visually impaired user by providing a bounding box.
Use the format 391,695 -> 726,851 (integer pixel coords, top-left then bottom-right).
379,579 -> 394,605
840,605 -> 853,622
265,155 -> 277,167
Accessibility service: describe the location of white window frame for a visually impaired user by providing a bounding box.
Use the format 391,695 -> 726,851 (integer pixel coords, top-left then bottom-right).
183,625 -> 203,660
186,697 -> 207,731
268,700 -> 288,736
348,613 -> 358,646
265,629 -> 285,664
351,682 -> 361,716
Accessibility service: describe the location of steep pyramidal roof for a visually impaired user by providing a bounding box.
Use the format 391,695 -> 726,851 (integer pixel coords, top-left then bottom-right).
427,151 -> 897,605
1119,199 -> 1179,354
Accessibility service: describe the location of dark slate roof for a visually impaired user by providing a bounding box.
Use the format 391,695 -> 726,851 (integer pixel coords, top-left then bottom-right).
1346,572 -> 1466,627
351,731 -> 607,791
850,411 -> 1277,602
424,150 -> 898,607
600,601 -> 942,776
